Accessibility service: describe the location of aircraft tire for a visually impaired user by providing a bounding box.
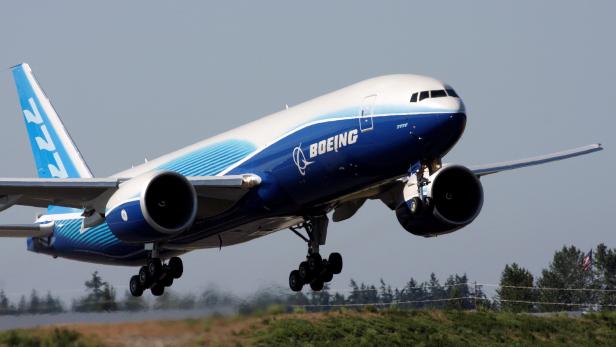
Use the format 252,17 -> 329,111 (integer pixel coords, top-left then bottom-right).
138,266 -> 151,287
307,253 -> 322,274
169,257 -> 183,278
328,252 -> 343,274
129,275 -> 143,297
289,270 -> 303,292
161,272 -> 174,287
310,279 -> 324,291
151,284 -> 165,296
148,258 -> 163,279
322,269 -> 334,282
298,261 -> 310,282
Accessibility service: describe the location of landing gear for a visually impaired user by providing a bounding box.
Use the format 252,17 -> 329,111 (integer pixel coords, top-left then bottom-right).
405,160 -> 439,216
288,216 -> 343,292
129,275 -> 143,297
129,251 -> 184,297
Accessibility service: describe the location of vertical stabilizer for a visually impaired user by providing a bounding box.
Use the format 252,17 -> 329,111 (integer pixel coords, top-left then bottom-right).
11,63 -> 93,179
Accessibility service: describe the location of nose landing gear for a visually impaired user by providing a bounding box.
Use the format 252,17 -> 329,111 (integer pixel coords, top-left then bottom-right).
288,215 -> 343,292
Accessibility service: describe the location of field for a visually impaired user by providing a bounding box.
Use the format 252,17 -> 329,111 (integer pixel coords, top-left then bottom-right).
2,308 -> 616,346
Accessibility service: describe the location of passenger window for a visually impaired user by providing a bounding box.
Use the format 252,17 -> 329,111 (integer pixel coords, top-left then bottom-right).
445,88 -> 458,97
419,91 -> 429,101
431,90 -> 447,98
410,92 -> 418,102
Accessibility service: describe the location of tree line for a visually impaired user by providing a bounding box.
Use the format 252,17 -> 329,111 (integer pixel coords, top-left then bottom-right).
0,243 -> 614,315
496,243 -> 616,312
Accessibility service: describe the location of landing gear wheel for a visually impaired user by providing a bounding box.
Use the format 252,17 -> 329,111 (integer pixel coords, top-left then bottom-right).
148,258 -> 163,279
129,275 -> 143,297
151,284 -> 165,296
138,266 -> 151,287
322,269 -> 333,283
328,252 -> 343,274
289,270 -> 303,292
408,196 -> 423,215
307,253 -> 323,273
310,279 -> 324,291
161,272 -> 174,287
298,261 -> 310,282
168,257 -> 183,279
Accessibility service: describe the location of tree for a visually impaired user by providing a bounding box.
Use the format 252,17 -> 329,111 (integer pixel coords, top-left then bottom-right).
199,286 -> 238,308
536,246 -> 594,311
43,291 -> 63,313
444,274 -> 472,310
121,290 -> 148,311
100,283 -> 118,311
447,285 -> 464,310
73,271 -> 118,312
379,279 -> 394,304
594,243 -> 616,308
17,295 -> 27,314
427,273 -> 446,308
28,289 -> 40,314
0,290 -> 14,315
496,263 -> 536,312
309,283 -> 331,307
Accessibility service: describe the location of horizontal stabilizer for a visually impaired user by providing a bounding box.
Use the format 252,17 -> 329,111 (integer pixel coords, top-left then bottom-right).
0,222 -> 53,237
469,144 -> 603,176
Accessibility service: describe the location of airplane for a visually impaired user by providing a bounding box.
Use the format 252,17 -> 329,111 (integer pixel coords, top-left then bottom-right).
0,63 -> 602,296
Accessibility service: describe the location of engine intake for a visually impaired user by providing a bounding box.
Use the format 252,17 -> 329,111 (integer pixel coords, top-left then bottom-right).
106,171 -> 197,243
396,165 -> 483,237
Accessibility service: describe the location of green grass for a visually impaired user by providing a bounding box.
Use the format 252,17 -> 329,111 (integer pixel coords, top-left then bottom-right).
3,310 -> 616,346
252,310 -> 616,347
0,327 -> 103,347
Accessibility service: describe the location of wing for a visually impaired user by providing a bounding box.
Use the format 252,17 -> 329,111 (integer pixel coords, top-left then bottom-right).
0,222 -> 54,237
0,174 -> 261,214
0,178 -> 118,211
469,144 -> 603,176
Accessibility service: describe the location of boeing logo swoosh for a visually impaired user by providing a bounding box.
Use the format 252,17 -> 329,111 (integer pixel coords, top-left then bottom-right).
292,146 -> 314,176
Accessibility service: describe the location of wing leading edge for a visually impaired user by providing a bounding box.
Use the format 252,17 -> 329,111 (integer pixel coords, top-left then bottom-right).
0,174 -> 261,212
469,144 -> 603,176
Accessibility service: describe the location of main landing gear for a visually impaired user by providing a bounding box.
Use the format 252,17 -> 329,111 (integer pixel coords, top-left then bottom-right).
129,246 -> 184,297
288,215 -> 343,292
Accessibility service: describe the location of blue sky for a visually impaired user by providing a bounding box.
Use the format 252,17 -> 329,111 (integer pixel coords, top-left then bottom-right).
0,1 -> 612,300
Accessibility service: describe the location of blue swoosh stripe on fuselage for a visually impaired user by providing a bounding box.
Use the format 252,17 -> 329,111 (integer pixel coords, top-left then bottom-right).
158,139 -> 256,176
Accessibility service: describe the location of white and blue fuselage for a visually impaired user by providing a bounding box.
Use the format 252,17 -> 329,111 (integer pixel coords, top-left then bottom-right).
26,74 -> 466,265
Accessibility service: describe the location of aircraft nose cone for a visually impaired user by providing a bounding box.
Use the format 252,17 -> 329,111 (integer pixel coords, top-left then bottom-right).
412,112 -> 466,159
430,97 -> 465,113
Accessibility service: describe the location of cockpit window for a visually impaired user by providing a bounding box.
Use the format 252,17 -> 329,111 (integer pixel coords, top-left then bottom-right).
431,90 -> 447,98
446,88 -> 458,97
410,87 -> 460,102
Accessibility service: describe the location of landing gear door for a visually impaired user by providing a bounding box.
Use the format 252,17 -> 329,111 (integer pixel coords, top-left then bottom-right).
359,95 -> 376,132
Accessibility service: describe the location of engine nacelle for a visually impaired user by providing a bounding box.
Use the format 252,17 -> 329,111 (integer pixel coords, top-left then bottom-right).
105,171 -> 197,243
396,165 -> 483,237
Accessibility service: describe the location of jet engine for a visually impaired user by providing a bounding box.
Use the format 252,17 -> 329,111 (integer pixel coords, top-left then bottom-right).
396,165 -> 483,237
105,171 -> 197,243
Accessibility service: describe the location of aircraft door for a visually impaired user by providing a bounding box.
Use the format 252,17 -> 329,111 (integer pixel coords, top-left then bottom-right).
359,95 -> 376,132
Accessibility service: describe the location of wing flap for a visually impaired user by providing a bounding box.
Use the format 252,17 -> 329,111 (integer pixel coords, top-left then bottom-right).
469,144 -> 603,176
